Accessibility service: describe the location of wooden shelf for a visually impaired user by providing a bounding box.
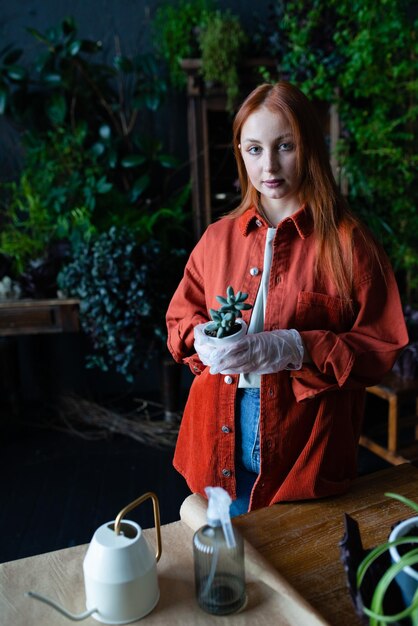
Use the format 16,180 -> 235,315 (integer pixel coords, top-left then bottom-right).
361,372 -> 418,464
0,299 -> 80,336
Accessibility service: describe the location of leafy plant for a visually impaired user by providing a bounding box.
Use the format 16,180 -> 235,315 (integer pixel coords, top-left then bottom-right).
206,285 -> 252,338
0,125 -> 108,274
262,0 -> 418,302
152,0 -> 215,88
357,492 -> 418,625
199,10 -> 247,112
153,2 -> 247,111
0,16 -> 192,300
58,226 -> 186,382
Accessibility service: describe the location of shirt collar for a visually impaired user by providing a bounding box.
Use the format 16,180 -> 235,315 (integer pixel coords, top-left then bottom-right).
238,204 -> 314,239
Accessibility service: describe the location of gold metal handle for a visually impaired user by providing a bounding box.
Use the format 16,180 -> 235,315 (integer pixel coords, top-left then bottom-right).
114,491 -> 162,562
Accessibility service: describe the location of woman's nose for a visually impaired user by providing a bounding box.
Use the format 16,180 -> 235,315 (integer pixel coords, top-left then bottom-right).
263,151 -> 279,172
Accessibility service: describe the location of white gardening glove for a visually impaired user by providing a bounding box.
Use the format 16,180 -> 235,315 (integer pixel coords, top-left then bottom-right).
208,329 -> 304,375
193,322 -> 218,365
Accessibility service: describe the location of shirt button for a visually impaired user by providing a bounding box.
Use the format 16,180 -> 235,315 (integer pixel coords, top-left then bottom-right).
222,469 -> 231,477
221,425 -> 231,433
250,267 -> 259,276
224,375 -> 233,384
276,275 -> 281,284
193,365 -> 200,372
255,219 -> 262,227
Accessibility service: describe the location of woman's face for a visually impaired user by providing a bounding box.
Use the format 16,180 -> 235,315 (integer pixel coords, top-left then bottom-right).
240,106 -> 300,215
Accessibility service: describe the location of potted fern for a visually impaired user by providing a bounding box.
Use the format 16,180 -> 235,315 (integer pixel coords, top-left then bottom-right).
356,492 -> 418,625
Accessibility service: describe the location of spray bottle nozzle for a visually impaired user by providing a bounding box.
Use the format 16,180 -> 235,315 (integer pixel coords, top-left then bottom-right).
205,486 -> 236,549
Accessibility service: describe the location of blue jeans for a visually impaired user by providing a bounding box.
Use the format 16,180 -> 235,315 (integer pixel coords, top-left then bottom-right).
230,388 -> 260,517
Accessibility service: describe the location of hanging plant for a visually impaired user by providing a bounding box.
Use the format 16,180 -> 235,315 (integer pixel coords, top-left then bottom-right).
199,10 -> 247,112
58,226 -> 186,383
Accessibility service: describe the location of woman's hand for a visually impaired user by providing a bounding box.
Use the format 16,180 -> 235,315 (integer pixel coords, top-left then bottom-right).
208,329 -> 304,375
193,322 -> 216,365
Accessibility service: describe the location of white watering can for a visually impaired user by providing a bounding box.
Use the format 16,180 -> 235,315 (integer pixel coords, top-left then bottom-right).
27,492 -> 162,624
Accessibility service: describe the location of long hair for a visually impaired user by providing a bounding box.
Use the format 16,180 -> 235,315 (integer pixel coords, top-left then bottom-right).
230,82 -> 374,303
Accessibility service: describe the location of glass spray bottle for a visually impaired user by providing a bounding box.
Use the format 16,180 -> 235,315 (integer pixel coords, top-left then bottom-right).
193,486 -> 246,615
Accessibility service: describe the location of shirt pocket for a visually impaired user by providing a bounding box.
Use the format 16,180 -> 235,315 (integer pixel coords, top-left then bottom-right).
295,291 -> 354,333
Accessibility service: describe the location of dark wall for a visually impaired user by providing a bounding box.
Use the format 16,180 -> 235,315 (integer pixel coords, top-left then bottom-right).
1,1 -> 270,53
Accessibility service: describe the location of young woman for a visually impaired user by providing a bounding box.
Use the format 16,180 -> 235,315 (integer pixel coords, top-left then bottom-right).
166,82 -> 408,515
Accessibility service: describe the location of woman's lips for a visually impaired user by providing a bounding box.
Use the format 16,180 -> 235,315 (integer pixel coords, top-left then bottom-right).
263,179 -> 284,188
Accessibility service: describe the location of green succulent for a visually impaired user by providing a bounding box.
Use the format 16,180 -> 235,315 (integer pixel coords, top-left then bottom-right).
207,285 -> 252,338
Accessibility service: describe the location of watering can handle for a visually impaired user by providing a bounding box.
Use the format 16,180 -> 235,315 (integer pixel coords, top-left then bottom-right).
114,491 -> 162,562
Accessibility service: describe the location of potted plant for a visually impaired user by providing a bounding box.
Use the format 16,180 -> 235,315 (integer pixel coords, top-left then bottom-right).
152,0 -> 215,90
356,492 -> 418,625
203,285 -> 252,342
152,2 -> 247,112
198,9 -> 247,113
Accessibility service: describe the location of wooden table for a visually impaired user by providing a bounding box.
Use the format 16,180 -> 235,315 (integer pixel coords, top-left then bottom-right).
234,462 -> 418,626
1,464 -> 417,625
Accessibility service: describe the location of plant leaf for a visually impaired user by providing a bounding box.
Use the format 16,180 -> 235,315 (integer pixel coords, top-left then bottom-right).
385,492 -> 418,514
121,154 -> 146,168
0,87 -> 7,115
68,40 -> 82,56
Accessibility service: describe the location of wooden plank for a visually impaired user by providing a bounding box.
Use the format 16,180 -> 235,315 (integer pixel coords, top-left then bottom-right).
0,299 -> 80,336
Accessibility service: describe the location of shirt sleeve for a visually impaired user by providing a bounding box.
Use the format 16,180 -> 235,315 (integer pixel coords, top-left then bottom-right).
165,236 -> 208,372
292,249 -> 409,402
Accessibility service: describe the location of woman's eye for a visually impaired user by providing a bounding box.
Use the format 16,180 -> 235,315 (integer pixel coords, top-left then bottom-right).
279,142 -> 294,151
248,146 -> 261,155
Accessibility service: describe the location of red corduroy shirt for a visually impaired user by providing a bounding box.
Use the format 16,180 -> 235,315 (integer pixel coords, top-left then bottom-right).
166,205 -> 408,509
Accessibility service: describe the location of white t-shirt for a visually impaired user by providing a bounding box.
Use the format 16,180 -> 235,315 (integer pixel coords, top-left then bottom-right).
239,227 -> 276,388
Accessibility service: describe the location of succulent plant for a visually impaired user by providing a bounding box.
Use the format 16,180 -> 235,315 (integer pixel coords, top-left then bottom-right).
206,285 -> 252,338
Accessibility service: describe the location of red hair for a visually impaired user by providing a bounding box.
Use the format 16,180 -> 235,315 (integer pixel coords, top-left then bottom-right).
230,82 -> 375,303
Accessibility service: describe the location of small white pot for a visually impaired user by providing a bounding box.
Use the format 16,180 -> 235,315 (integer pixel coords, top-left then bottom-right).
203,318 -> 247,346
389,516 -> 418,608
201,319 -> 248,375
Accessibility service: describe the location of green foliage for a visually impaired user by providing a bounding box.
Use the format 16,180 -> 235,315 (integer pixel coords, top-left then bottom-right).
0,15 -> 192,374
207,285 -> 252,338
0,15 -> 191,258
199,10 -> 247,112
153,1 -> 247,112
263,0 -> 418,301
58,226 -> 186,382
0,125 -> 107,273
153,0 -> 215,87
357,492 -> 418,625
